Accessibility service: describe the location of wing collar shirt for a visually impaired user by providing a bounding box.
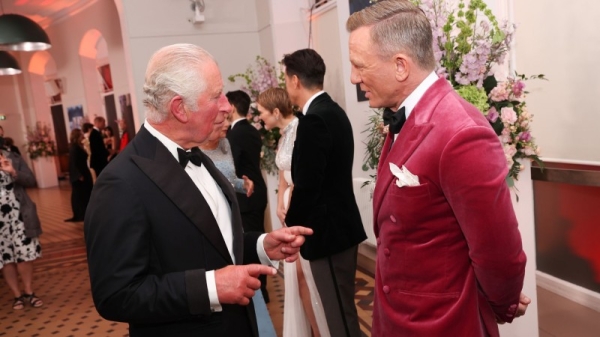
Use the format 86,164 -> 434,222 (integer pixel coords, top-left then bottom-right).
144,121 -> 276,312
394,71 -> 439,141
301,90 -> 325,115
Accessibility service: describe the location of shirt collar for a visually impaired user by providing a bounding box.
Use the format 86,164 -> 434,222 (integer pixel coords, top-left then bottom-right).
398,71 -> 439,119
301,90 -> 325,115
231,117 -> 245,128
143,120 -> 183,160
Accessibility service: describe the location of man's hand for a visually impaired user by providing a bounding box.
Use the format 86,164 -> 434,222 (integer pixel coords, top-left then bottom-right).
515,292 -> 531,318
497,292 -> 531,324
215,264 -> 276,305
242,175 -> 254,197
264,226 -> 313,262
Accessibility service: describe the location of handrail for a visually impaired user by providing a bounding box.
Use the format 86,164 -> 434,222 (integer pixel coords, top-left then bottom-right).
531,162 -> 600,187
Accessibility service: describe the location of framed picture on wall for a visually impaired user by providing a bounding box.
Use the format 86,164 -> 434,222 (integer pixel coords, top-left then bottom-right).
349,0 -> 379,101
97,64 -> 114,93
67,105 -> 84,131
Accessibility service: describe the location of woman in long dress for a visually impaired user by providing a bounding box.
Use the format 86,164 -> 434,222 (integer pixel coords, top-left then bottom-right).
257,88 -> 329,337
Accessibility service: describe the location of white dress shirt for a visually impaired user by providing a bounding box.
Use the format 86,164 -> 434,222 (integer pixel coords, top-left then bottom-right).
144,121 -> 275,312
394,71 -> 439,140
231,117 -> 245,129
301,90 -> 325,115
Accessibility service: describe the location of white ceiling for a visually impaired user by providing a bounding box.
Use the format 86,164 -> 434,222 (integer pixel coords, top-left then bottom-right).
0,0 -> 100,28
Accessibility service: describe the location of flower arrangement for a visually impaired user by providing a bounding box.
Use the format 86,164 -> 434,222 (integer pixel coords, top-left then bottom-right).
362,0 -> 544,187
26,122 -> 57,160
228,56 -> 286,175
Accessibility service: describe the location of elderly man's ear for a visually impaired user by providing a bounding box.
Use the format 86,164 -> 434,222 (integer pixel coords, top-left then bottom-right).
394,54 -> 410,82
170,96 -> 189,123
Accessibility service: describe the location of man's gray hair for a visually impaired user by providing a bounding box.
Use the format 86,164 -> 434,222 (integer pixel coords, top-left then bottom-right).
142,44 -> 214,123
346,0 -> 435,71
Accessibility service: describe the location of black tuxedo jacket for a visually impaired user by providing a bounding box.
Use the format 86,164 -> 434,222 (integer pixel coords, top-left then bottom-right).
84,126 -> 261,337
285,93 -> 366,260
89,128 -> 109,175
226,119 -> 267,215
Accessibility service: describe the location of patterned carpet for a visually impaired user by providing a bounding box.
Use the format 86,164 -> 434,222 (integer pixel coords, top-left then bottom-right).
0,184 -> 375,336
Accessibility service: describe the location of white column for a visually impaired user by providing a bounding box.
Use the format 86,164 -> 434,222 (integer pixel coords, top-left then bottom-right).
500,159 -> 539,336
31,156 -> 59,188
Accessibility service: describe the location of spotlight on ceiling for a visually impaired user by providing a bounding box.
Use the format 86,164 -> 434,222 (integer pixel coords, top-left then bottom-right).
0,14 -> 51,51
0,51 -> 22,76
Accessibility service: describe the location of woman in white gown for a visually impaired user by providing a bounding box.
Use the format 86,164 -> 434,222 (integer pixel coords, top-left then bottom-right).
257,88 -> 330,337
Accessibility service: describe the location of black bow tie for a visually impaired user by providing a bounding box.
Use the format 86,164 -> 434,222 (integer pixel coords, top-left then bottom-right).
177,147 -> 203,168
383,106 -> 406,135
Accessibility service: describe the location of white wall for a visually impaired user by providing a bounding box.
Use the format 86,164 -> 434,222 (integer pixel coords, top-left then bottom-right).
0,0 -> 129,153
514,0 -> 600,163
117,0 -> 264,123
0,75 -> 27,150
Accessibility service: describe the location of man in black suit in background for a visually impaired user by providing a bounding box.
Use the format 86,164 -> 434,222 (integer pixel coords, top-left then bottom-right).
283,49 -> 367,337
84,43 -> 312,337
89,116 -> 109,176
226,90 -> 270,302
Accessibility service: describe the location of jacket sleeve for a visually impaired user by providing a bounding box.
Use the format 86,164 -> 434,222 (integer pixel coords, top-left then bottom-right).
439,125 -> 526,323
285,114 -> 332,226
12,153 -> 37,187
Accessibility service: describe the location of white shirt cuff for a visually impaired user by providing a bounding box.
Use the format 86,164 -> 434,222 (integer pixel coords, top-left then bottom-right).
205,270 -> 222,312
257,233 -> 280,269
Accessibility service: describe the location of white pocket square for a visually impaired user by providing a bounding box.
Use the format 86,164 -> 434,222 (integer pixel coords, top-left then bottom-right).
389,163 -> 420,188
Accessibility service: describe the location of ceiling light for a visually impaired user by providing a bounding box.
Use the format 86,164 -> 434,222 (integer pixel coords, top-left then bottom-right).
0,51 -> 22,75
0,14 -> 51,51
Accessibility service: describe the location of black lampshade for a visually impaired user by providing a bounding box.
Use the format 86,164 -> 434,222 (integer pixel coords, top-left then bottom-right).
0,14 -> 51,51
0,51 -> 22,75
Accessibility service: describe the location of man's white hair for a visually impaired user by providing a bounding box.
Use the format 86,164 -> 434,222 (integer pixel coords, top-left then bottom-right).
142,44 -> 214,123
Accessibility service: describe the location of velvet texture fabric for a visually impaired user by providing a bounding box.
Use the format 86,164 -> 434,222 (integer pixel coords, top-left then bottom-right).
371,78 -> 526,337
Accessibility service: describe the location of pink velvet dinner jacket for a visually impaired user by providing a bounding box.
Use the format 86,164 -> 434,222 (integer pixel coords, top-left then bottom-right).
371,77 -> 527,337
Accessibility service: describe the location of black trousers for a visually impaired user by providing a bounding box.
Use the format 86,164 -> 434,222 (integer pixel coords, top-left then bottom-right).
71,179 -> 93,220
240,208 -> 269,301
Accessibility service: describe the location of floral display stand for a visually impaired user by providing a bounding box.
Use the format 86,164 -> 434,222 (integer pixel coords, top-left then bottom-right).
31,156 -> 58,188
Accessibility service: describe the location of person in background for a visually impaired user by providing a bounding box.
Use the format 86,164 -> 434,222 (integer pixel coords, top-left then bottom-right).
0,126 -> 19,155
257,87 -> 329,337
346,1 -> 528,336
118,119 -> 130,152
102,126 -> 118,162
199,113 -> 277,337
0,148 -> 43,310
283,48 -> 366,337
89,116 -> 109,176
84,43 -> 313,337
81,123 -> 94,156
225,90 -> 269,302
66,129 -> 93,222
3,137 -> 21,155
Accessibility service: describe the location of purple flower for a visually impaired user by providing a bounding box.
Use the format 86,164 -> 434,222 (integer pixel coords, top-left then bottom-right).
519,131 -> 531,142
487,107 -> 499,122
512,80 -> 525,98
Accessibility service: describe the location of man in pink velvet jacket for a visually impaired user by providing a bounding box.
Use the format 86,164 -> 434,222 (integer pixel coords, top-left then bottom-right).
347,1 -> 529,336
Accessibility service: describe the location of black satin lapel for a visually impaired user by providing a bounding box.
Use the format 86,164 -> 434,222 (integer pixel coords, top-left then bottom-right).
199,152 -> 244,264
132,144 -> 233,264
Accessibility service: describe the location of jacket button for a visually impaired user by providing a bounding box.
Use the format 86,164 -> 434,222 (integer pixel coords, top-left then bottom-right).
390,215 -> 396,223
384,248 -> 390,256
383,285 -> 390,294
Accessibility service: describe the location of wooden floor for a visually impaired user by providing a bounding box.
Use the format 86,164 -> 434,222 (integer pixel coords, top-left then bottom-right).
1,182 -> 599,337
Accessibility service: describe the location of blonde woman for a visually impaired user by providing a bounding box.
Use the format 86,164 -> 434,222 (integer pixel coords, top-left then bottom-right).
257,88 -> 329,337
